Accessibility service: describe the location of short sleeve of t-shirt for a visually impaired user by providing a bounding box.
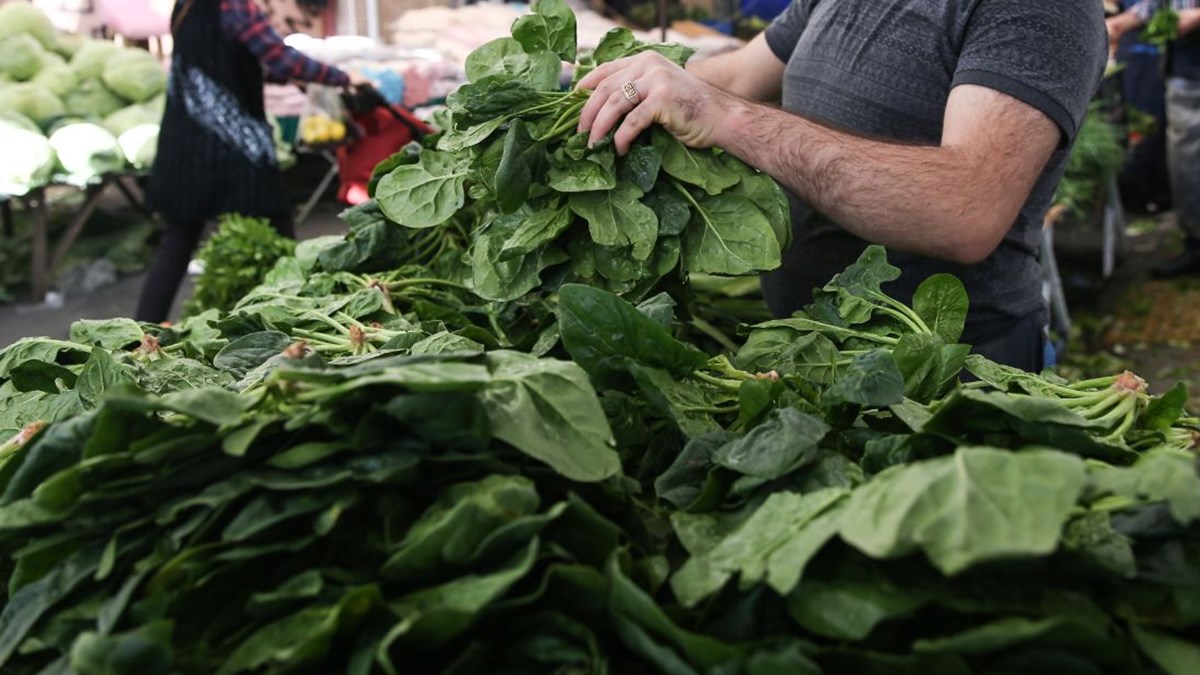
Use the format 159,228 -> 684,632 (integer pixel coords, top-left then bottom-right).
764,0 -> 815,62
952,0 -> 1107,141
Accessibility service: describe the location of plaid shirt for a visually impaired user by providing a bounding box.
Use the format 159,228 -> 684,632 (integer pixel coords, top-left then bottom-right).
1130,0 -> 1200,22
219,0 -> 349,86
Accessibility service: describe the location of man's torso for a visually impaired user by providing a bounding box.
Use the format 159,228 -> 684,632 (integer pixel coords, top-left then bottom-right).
762,0 -> 1104,341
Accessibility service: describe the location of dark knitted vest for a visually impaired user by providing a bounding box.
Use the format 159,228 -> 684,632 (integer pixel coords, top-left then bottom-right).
147,0 -> 288,222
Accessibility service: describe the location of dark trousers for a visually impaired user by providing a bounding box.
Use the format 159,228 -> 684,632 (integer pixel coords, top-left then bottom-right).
134,212 -> 294,323
968,311 -> 1046,373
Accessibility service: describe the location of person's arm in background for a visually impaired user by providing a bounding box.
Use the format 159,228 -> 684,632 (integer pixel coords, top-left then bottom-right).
219,0 -> 355,86
1182,5 -> 1200,36
1108,1 -> 1200,43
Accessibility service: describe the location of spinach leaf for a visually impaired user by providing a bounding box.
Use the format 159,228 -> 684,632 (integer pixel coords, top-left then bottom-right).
654,131 -> 740,195
713,408 -> 829,480
568,184 -> 658,261
558,284 -> 707,387
839,447 -> 1086,574
494,120 -> 545,212
511,0 -> 577,62
670,488 -> 848,605
479,351 -> 619,481
912,273 -> 968,344
464,38 -> 562,91
376,149 -> 469,228
681,191 -> 781,276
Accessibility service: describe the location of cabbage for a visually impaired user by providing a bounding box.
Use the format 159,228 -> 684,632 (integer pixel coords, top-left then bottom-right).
102,50 -> 166,103
0,34 -> 47,81
0,111 -> 41,134
39,51 -> 67,69
70,39 -> 121,80
146,93 -> 167,116
0,3 -> 59,51
32,63 -> 78,97
103,103 -> 160,136
63,78 -> 125,119
0,114 -> 55,196
54,32 -> 84,59
118,124 -> 158,170
49,121 -> 125,183
0,82 -> 64,127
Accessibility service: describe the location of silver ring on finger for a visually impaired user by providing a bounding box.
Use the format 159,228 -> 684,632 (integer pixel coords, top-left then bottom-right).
622,81 -> 641,106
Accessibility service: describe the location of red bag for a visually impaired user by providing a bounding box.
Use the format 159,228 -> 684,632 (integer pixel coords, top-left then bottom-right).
336,105 -> 432,206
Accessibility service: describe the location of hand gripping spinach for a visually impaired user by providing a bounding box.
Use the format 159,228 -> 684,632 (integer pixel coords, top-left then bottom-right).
374,0 -> 788,303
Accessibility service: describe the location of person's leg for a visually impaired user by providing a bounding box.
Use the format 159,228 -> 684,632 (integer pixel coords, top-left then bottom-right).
268,211 -> 296,239
1154,76 -> 1200,277
134,220 -> 205,323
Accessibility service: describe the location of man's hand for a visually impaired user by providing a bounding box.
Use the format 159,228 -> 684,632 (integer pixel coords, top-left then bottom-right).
576,52 -> 733,154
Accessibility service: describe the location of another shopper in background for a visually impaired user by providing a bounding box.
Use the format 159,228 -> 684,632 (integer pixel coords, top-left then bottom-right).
577,0 -> 1107,372
136,0 -> 364,323
1108,1 -> 1200,277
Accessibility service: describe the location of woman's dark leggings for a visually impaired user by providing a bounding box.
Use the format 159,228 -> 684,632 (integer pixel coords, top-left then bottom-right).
134,212 -> 295,323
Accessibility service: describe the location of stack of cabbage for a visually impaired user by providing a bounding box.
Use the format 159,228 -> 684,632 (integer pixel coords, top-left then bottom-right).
0,2 -> 166,194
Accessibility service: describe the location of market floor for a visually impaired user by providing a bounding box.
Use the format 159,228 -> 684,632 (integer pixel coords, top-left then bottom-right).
0,203 -> 347,349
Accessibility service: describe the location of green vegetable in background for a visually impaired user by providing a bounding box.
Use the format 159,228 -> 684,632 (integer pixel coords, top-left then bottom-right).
0,34 -> 47,81
69,39 -> 121,80
62,78 -> 126,119
184,214 -> 297,316
47,121 -> 125,184
1142,8 -> 1179,47
1053,102 -> 1125,217
100,49 -> 166,103
0,2 -> 60,51
0,113 -> 55,196
0,82 -> 64,128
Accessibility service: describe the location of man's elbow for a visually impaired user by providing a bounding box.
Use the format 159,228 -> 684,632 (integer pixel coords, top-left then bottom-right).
943,212 -> 1013,266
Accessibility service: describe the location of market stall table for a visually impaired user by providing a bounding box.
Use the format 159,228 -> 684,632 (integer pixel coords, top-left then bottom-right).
1,172 -> 150,303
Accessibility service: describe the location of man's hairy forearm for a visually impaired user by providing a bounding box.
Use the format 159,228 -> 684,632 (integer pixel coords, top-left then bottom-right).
712,100 -> 1012,265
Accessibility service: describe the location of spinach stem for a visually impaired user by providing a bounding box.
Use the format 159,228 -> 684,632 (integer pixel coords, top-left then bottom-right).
678,404 -> 740,415
308,312 -> 351,336
690,317 -> 739,354
875,304 -> 927,336
872,291 -> 932,334
693,371 -> 744,392
386,278 -> 470,292
291,329 -> 349,346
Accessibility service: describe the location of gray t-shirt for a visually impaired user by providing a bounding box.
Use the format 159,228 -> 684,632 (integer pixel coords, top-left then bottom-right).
761,0 -> 1106,342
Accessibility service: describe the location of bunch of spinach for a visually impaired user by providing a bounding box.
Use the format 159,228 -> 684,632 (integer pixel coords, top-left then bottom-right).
372,0 -> 788,303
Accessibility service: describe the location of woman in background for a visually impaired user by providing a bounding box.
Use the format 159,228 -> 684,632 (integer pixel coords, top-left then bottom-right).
136,0 -> 362,322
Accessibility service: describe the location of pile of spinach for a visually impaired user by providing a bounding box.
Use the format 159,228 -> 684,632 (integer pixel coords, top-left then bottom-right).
2,243 -> 1199,674
371,0 -> 787,303
1,1 -> 1200,669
